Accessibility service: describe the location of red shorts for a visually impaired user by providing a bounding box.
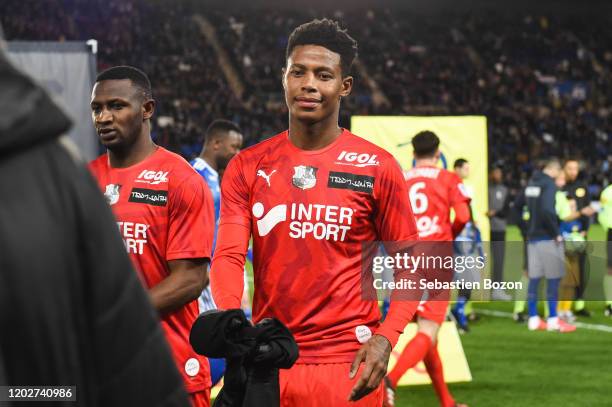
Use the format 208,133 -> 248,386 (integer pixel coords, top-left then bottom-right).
189,389 -> 210,407
280,362 -> 383,407
416,299 -> 449,324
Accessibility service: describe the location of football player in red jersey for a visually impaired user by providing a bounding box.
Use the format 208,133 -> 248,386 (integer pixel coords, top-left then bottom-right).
384,131 -> 470,407
211,19 -> 422,406
88,66 -> 215,407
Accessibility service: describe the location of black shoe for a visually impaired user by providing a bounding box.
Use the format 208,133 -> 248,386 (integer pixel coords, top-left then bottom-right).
575,308 -> 591,317
513,312 -> 527,323
605,305 -> 612,317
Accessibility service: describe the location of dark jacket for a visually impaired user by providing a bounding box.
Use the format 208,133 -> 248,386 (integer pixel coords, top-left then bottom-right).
191,309 -> 299,407
488,182 -> 510,232
516,171 -> 560,241
0,47 -> 189,406
563,179 -> 591,232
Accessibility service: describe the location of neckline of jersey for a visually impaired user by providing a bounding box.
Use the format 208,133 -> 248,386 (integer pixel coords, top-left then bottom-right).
283,128 -> 348,156
105,145 -> 163,172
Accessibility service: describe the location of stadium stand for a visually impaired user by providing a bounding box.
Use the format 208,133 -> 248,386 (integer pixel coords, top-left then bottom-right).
2,1 -> 610,193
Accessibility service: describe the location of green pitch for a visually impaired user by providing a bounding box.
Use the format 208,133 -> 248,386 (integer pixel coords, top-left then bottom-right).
395,225 -> 612,406
394,301 -> 612,406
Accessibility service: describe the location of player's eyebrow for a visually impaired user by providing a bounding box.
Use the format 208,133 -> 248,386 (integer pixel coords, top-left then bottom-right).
290,63 -> 335,73
90,98 -> 127,108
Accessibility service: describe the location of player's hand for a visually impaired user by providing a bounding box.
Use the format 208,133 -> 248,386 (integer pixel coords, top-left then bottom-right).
348,334 -> 391,402
580,206 -> 595,217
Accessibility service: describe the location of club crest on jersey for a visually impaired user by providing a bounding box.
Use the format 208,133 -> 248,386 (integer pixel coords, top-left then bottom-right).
104,184 -> 121,206
292,165 -> 318,190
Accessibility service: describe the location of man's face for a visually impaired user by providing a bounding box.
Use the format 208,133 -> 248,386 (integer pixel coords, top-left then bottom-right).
492,168 -> 503,183
90,79 -> 152,150
555,172 -> 566,188
215,130 -> 243,170
282,44 -> 352,124
564,160 -> 579,182
456,163 -> 470,180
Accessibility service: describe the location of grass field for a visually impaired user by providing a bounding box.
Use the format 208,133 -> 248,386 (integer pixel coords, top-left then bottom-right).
394,225 -> 612,407
243,225 -> 612,406
394,301 -> 612,406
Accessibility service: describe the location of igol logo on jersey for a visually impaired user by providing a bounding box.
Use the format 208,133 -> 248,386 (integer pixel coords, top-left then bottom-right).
292,166 -> 318,190
104,184 -> 121,205
334,151 -> 379,167
328,171 -> 375,194
252,202 -> 354,241
135,170 -> 169,185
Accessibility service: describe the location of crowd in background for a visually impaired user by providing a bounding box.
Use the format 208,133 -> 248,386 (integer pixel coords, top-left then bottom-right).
2,0 -> 610,197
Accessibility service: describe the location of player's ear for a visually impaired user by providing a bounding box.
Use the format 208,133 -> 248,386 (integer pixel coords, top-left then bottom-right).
281,67 -> 287,91
143,99 -> 155,120
340,75 -> 353,98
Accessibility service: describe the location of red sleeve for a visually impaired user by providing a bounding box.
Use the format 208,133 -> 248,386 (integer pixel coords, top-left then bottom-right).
210,223 -> 250,309
166,173 -> 214,261
218,155 -> 251,228
210,155 -> 253,309
451,201 -> 471,238
373,158 -> 421,347
449,173 -> 471,207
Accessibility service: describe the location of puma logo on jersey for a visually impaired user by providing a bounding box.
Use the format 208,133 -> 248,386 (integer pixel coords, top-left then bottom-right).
135,170 -> 169,185
257,169 -> 277,187
335,151 -> 379,167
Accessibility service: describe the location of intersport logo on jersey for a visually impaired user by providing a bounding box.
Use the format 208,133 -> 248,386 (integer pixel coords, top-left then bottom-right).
252,202 -> 354,242
135,170 -> 169,185
335,151 -> 379,167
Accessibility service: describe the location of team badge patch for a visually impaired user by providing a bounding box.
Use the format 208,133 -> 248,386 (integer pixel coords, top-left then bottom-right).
292,165 -> 318,190
104,184 -> 121,206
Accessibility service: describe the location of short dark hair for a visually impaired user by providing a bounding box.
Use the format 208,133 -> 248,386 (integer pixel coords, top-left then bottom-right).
412,131 -> 440,158
454,158 -> 469,169
564,158 -> 580,166
96,65 -> 152,100
205,119 -> 242,144
286,18 -> 358,75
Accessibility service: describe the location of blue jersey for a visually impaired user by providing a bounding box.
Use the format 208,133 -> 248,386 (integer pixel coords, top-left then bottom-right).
191,157 -> 220,245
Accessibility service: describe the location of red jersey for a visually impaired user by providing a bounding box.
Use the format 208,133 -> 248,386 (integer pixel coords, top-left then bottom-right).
89,147 -> 214,393
214,129 -> 419,363
404,166 -> 471,241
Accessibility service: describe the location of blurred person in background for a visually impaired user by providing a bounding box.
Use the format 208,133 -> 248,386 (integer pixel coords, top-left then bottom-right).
451,158 -> 478,329
385,131 -> 470,407
0,32 -> 189,406
562,159 -> 593,317
518,159 -> 575,332
599,184 -> 612,317
555,171 -> 595,322
487,166 -> 512,301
